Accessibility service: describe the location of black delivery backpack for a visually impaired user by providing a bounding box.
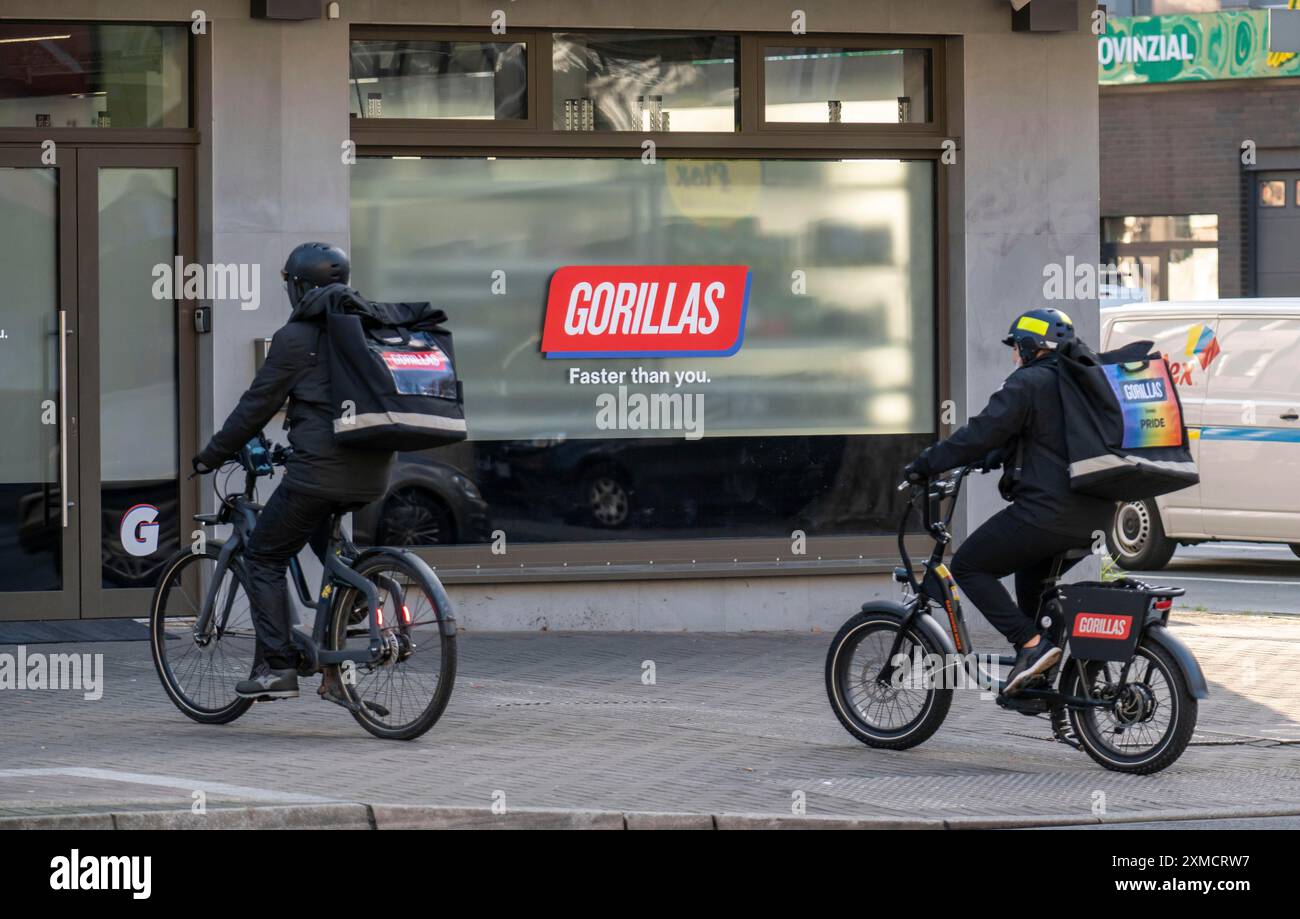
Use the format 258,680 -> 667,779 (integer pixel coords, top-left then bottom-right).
322,288 -> 467,451
1055,339 -> 1198,501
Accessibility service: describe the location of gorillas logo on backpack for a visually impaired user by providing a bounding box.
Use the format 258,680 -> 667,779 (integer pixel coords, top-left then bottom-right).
541,265 -> 751,358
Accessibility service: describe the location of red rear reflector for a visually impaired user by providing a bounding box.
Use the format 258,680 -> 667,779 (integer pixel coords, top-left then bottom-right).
376,607 -> 384,627
1153,598 -> 1172,611
401,604 -> 412,624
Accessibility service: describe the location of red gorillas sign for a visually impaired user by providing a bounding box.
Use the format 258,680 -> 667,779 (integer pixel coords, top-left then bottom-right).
541,265 -> 751,358
381,350 -> 447,371
1071,612 -> 1133,641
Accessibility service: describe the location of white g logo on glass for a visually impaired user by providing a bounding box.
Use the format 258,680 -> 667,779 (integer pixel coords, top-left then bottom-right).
120,504 -> 160,558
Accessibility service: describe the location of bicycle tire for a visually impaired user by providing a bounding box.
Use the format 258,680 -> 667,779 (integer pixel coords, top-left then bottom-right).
825,607 -> 953,750
1065,640 -> 1197,774
326,550 -> 457,741
150,545 -> 255,724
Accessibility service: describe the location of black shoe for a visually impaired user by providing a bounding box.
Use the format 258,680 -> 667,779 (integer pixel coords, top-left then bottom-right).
236,664 -> 299,700
1001,638 -> 1062,697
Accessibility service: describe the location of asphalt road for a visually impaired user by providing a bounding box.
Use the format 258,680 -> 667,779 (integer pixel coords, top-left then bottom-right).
1127,541 -> 1300,616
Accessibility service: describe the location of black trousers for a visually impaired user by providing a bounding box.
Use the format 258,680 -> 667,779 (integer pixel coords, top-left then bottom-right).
949,507 -> 1090,647
243,485 -> 344,670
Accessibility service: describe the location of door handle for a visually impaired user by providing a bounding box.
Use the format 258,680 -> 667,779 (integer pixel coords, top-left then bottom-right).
1281,412 -> 1299,422
58,310 -> 70,528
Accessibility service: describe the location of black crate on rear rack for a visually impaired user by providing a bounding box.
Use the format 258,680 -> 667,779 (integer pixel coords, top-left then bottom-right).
1057,580 -> 1154,662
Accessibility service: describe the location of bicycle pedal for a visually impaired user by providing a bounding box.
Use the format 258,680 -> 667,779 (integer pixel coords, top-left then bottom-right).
249,692 -> 297,702
319,688 -> 363,714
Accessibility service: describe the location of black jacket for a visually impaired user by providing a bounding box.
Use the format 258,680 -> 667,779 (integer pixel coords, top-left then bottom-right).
913,353 -> 1113,538
197,287 -> 394,503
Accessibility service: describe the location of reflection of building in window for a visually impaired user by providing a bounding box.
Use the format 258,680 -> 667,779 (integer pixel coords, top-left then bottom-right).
1101,214 -> 1219,302
550,34 -> 739,132
762,48 -> 930,124
1260,180 -> 1287,208
349,40 -> 529,121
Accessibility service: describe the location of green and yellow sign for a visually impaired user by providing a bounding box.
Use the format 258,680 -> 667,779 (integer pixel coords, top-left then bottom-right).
1099,9 -> 1300,85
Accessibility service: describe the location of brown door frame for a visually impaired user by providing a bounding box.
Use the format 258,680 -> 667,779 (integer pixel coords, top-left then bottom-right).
73,146 -> 197,619
0,145 -> 81,620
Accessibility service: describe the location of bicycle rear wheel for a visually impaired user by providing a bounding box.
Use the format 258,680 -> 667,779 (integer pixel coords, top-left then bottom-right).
150,546 -> 255,724
327,551 -> 457,740
1064,640 -> 1197,774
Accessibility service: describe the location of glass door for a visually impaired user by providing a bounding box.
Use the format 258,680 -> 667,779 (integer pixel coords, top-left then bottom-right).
77,147 -> 196,619
0,148 -> 80,620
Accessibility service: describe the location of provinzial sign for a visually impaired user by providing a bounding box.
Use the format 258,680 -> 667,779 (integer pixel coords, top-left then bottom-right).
1099,10 -> 1300,85
541,265 -> 751,359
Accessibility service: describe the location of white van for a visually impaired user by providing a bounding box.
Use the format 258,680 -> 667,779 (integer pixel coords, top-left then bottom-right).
1101,299 -> 1300,569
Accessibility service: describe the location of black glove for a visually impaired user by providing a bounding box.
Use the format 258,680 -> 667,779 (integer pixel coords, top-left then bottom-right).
191,455 -> 215,476
903,459 -> 928,484
977,447 -> 1006,473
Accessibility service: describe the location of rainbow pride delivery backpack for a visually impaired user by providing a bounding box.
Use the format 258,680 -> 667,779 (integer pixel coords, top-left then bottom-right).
1055,339 -> 1198,501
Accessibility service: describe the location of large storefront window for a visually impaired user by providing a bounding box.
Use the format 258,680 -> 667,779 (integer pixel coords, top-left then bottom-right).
0,23 -> 189,128
351,156 -> 935,545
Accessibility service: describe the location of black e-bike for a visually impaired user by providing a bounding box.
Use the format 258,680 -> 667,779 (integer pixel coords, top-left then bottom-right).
825,466 -> 1207,774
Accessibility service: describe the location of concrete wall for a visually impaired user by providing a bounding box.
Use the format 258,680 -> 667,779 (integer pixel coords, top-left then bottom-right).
949,9 -> 1102,534
3,0 -> 1103,628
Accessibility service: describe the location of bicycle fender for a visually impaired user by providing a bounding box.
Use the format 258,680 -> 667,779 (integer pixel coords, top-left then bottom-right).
1142,623 -> 1209,699
354,547 -> 458,638
859,601 -> 957,657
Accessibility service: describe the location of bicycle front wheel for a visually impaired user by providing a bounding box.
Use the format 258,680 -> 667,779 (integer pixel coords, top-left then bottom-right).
825,607 -> 953,750
150,546 -> 256,724
327,551 -> 457,741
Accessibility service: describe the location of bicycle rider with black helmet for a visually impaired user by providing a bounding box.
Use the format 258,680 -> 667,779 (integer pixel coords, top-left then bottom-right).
904,307 -> 1115,696
192,243 -> 396,702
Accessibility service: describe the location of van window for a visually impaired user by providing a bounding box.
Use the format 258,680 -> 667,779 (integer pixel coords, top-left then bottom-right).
1206,318 -> 1300,408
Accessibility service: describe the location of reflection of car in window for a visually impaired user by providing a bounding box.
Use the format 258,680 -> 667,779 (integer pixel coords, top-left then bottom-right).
352,445 -> 491,548
475,436 -> 838,531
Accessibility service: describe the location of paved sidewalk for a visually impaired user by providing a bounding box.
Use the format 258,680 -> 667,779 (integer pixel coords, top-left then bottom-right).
2,611 -> 1299,824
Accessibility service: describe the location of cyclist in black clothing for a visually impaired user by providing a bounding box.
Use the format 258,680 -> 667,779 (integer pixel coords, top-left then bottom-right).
904,307 -> 1114,696
192,242 -> 395,701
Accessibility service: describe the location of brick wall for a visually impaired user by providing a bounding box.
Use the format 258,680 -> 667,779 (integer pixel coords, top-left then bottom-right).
1099,80 -> 1300,298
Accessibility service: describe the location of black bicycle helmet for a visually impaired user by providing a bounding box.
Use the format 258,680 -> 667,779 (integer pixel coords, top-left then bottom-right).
282,242 -> 350,307
1002,307 -> 1075,362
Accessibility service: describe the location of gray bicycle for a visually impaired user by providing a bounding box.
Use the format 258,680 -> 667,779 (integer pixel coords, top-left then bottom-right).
149,435 -> 458,740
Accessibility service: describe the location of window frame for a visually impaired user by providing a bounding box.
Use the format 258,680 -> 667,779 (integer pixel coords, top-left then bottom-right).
752,36 -> 945,136
1101,214 -> 1220,302
349,25 -> 951,583
348,27 -> 540,132
0,19 -> 196,137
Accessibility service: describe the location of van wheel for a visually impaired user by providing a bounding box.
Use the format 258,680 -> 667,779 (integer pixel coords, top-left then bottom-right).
1107,499 -> 1176,571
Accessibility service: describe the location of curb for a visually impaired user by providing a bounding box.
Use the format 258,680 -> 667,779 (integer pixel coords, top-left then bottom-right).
6,803 -> 1300,830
